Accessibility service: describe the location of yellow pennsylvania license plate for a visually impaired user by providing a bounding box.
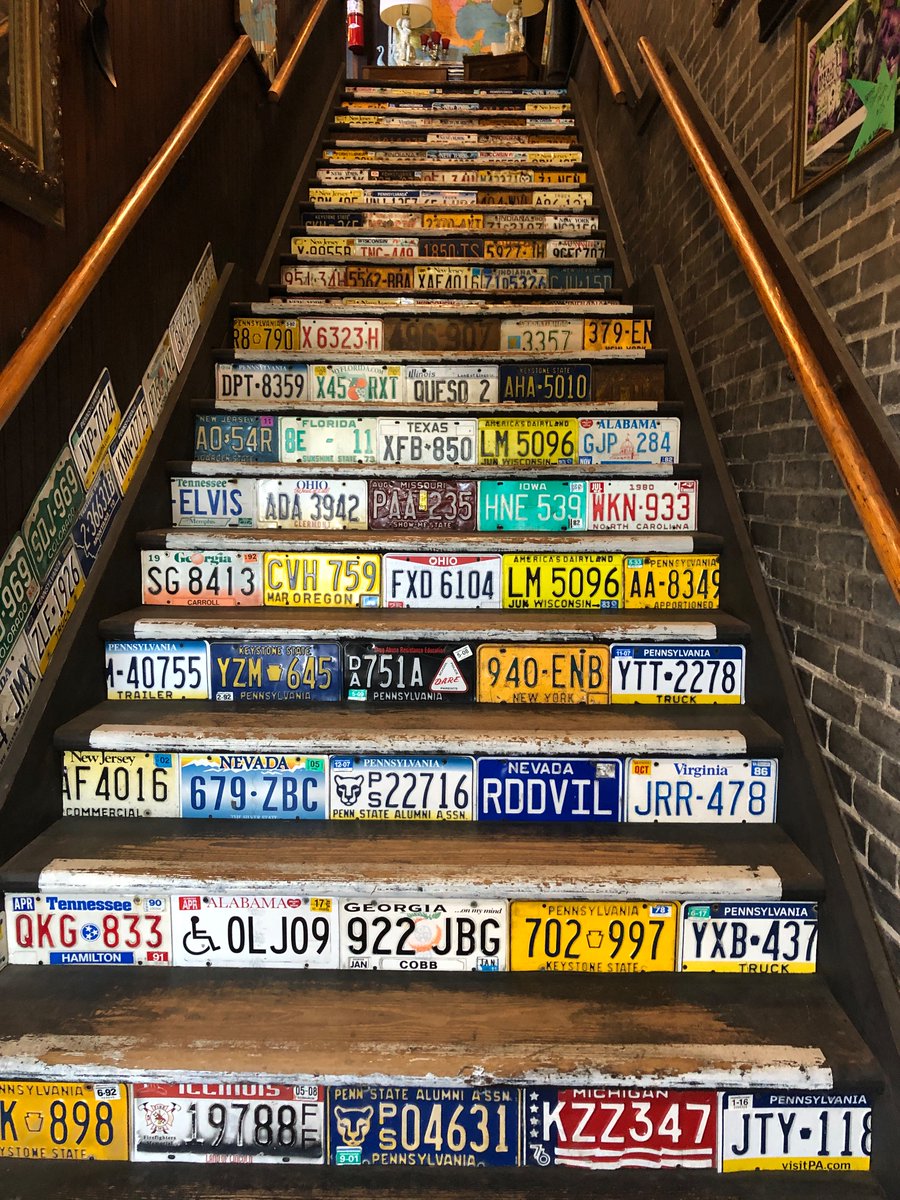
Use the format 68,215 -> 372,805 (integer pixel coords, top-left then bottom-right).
510,901 -> 678,972
624,554 -> 719,609
263,552 -> 380,607
233,317 -> 299,351
477,644 -> 609,704
503,553 -> 623,609
0,1081 -> 129,1160
478,417 -> 579,466
583,316 -> 653,351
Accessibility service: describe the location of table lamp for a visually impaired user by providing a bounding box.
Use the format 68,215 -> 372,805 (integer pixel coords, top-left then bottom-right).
491,0 -> 543,54
380,1 -> 433,65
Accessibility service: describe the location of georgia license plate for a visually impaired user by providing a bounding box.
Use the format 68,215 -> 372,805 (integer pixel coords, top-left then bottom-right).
311,363 -> 402,403
330,755 -> 474,819
5,893 -> 170,965
279,417 -> 376,464
503,553 -> 623,609
340,899 -> 506,973
377,418 -> 478,465
382,553 -> 501,610
578,416 -> 680,465
623,555 -> 719,608
0,1081 -> 129,1161
404,364 -> 499,405
215,362 -> 308,402
477,757 -> 620,821
583,316 -> 652,351
263,553 -> 380,607
257,479 -> 367,529
233,317 -> 300,351
499,364 -> 591,404
181,753 -> 328,818
344,641 -> 477,702
510,901 -> 677,972
170,477 -> 256,528
626,758 -> 777,822
141,551 -> 262,606
172,895 -> 338,968
210,641 -> 342,702
194,415 -> 277,462
477,644 -> 610,704
680,902 -> 818,973
132,1082 -> 325,1163
369,480 -> 477,531
62,750 -> 180,818
719,1091 -> 871,1172
610,645 -> 745,704
105,640 -> 209,700
501,318 -> 581,352
478,481 -> 585,531
587,481 -> 698,531
478,417 -> 579,466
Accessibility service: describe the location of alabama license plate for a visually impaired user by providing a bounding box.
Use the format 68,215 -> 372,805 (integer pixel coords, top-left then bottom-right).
404,364 -> 499,405
503,553 -> 622,609
172,895 -> 337,969
263,553 -> 380,607
610,645 -> 745,704
479,417 -> 578,466
6,893 -> 170,965
311,363 -> 402,403
181,753 -> 328,818
498,364 -> 591,404
170,477 -> 257,528
583,316 -> 652,351
215,362 -> 308,402
344,641 -> 477,703
280,417 -> 376,464
377,418 -> 478,465
477,757 -> 620,822
62,750 -> 180,818
501,318 -> 581,352
141,550 -> 262,606
478,481 -> 585,531
382,554 -> 501,609
340,899 -> 506,971
210,642 -> 342,702
623,555 -> 719,609
0,1081 -> 129,1161
719,1091 -> 870,1172
330,755 -> 474,819
626,758 -> 777,822
106,640 -> 209,700
257,479 -> 367,529
587,481 -> 698,531
369,480 -> 476,531
680,902 -> 818,973
578,417 -> 680,465
233,316 -> 300,351
510,901 -> 677,972
477,644 -> 609,704
194,415 -> 277,462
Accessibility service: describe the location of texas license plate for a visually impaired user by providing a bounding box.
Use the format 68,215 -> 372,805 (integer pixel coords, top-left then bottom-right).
626,758 -> 777,822
5,893 -> 170,965
181,753 -> 328,818
311,363 -> 402,403
369,481 -> 476,531
141,551 -> 262,606
194,415 -> 277,462
279,417 -> 376,464
503,553 -> 623,609
501,318 -> 580,352
578,417 -> 680,465
0,1081 -> 129,1161
0,535 -> 40,660
587,481 -> 698,531
680,902 -> 818,973
478,481 -> 585,531
106,640 -> 209,700
719,1091 -> 871,1172
344,641 -> 477,702
498,364 -> 591,404
340,899 -> 506,971
263,553 -> 380,607
257,479 -> 367,529
330,755 -> 475,819
479,418 -> 578,466
623,555 -> 719,608
610,645 -> 745,704
477,757 -> 621,821
382,554 -> 501,609
377,418 -> 478,465
404,364 -> 499,405
215,363 -> 308,403
62,750 -> 180,818
477,644 -> 609,704
583,316 -> 652,351
211,641 -> 342,702
233,317 -> 300,351
170,477 -> 257,528
172,895 -> 337,968
510,901 -> 677,972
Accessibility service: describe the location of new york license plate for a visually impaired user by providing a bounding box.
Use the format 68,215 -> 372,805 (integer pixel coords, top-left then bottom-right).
624,554 -> 719,608
479,417 -> 578,466
345,641 -> 476,703
6,893 -> 170,965
610,645 -> 744,704
626,758 -> 777,822
210,642 -> 342,702
510,901 -> 677,972
478,481 -> 585,531
477,644 -> 609,704
583,316 -> 652,351
680,902 -> 818,973
280,417 -> 376,464
194,415 -> 277,462
141,551 -> 262,606
170,477 -> 257,528
579,417 -> 680,464
181,753 -> 328,818
503,553 -> 622,609
263,553 -> 380,607
0,1081 -> 129,1161
720,1091 -> 870,1172
382,554 -> 501,609
587,481 -> 698,531
62,750 -> 180,818
477,757 -> 621,822
106,640 -> 209,700
340,899 -> 506,971
498,364 -> 591,404
172,895 -> 337,968
257,479 -> 367,529
330,755 -> 474,819
378,418 -> 478,465
215,362 -> 308,402
311,363 -> 402,403
369,481 -> 476,531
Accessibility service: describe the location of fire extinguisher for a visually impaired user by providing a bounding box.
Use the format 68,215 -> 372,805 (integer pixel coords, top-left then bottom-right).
347,0 -> 365,53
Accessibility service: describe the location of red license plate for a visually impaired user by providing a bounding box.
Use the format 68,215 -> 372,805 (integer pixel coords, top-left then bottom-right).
368,480 -> 477,531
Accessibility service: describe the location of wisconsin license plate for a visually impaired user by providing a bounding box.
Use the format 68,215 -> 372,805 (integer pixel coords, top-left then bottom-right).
626,758 -> 777,822
583,316 -> 652,351
105,640 -> 210,700
181,753 -> 328,818
330,755 -> 474,819
0,1081 -> 129,1161
479,481 -> 585,531
623,554 -> 719,608
170,477 -> 256,528
142,550 -> 262,606
501,318 -> 581,352
233,317 -> 300,352
510,901 -> 677,972
280,417 -> 376,464
587,481 -> 698,531
404,364 -> 498,405
377,418 -> 478,465
194,415 -> 277,462
210,642 -> 342,702
6,893 -> 170,965
680,902 -> 818,973
369,481 -> 476,531
340,899 -> 506,971
719,1091 -> 871,1172
258,479 -> 367,529
477,757 -> 620,822
503,553 -> 622,609
498,364 -> 591,404
345,641 -> 477,702
477,644 -> 609,704
382,554 -> 501,609
311,363 -> 402,403
215,362 -> 308,403
578,417 -> 680,465
62,750 -> 180,818
479,417 -> 578,466
263,553 -> 380,607
610,645 -> 745,704
173,895 -> 337,968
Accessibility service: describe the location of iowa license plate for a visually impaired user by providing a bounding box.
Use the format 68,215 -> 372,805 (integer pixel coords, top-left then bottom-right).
477,757 -> 620,822
263,553 -> 380,607
280,417 -> 376,464
498,364 -> 591,404
181,753 -> 328,818
6,893 -> 170,965
404,364 -> 499,405
382,554 -> 501,609
141,551 -> 262,606
680,902 -> 818,973
311,363 -> 401,403
478,481 -> 585,532
623,555 -> 719,609
173,895 -> 337,969
369,480 -> 476,531
340,899 -> 506,971
479,417 -> 578,466
345,641 -> 476,703
378,418 -> 478,465
626,758 -> 777,822
194,415 -> 277,462
503,553 -> 622,609
0,1081 -> 129,1161
610,645 -> 745,704
62,750 -> 180,818
587,481 -> 698,531
170,477 -> 256,528
578,417 -> 680,465
583,316 -> 652,351
719,1091 -> 870,1172
510,901 -> 677,972
477,644 -> 609,704
258,479 -> 367,529
330,755 -> 474,819
233,317 -> 300,351
211,642 -> 342,702
216,363 -> 307,402
106,640 -> 209,700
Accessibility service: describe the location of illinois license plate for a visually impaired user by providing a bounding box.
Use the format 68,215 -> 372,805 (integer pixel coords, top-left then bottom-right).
478,417 -> 579,466
583,316 -> 652,351
377,418 -> 478,465
22,448 -> 85,578
215,363 -> 308,403
181,753 -> 328,818
0,535 -> 40,660
233,317 -> 300,351
62,750 -> 180,818
477,644 -> 609,704
344,641 -> 477,703
194,415 -> 277,462
257,479 -> 367,529
172,895 -> 337,969
587,481 -> 698,531
626,758 -> 777,822
280,417 -> 376,464
610,645 -> 745,704
210,641 -> 342,702
478,481 -> 585,532
510,901 -> 677,972
6,893 -> 170,965
298,318 -> 383,352
382,553 -> 501,609
263,553 -> 380,607
340,899 -> 506,971
170,477 -> 256,528
623,555 -> 719,609
719,1091 -> 870,1172
0,1081 -> 129,1161
132,1082 -> 325,1163
498,364 -> 591,404
503,553 -> 623,609
680,902 -> 818,973
311,363 -> 401,403
404,364 -> 499,405
330,755 -> 474,819
501,318 -> 580,352
105,640 -> 210,700
141,550 -> 262,606
578,417 -> 680,465
369,480 -> 476,531
477,757 -> 621,821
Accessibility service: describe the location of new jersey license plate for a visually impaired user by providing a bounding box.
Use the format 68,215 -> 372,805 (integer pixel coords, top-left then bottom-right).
257,479 -> 367,529
626,758 -> 777,822
579,417 -> 680,465
623,554 -> 719,608
280,417 -> 376,464
510,901 -> 677,972
477,757 -> 620,822
344,641 -> 477,703
216,362 -> 308,402
479,481 -> 585,531
340,899 -> 506,971
680,902 -> 818,973
369,481 -> 476,531
194,415 -> 277,462
141,550 -> 262,606
377,418 -> 478,465
503,553 -> 622,609
173,895 -> 338,968
583,315 -> 652,351
330,755 -> 474,819
720,1091 -> 871,1172
210,641 -> 342,702
477,644 -> 609,704
105,640 -> 209,700
5,893 -> 170,965
382,553 -> 501,609
62,750 -> 180,818
478,417 -> 578,466
181,753 -> 328,818
0,1081 -> 129,1161
587,481 -> 698,531
610,645 -> 744,704
263,553 -> 380,607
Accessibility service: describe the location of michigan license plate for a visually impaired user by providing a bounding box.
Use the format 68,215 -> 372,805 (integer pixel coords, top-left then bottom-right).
720,1092 -> 871,1172
263,553 -> 380,607
141,551 -> 262,606
279,417 -> 376,464
478,481 -> 585,531
583,316 -> 652,351
170,477 -> 257,528
106,640 -> 209,700
6,893 -> 170,965
0,1081 -> 129,1161
382,553 -> 501,609
478,417 -> 578,466
623,555 -> 719,609
211,641 -> 342,702
503,553 -> 622,609
62,750 -> 180,818
377,418 -> 478,465
477,757 -> 620,822
498,364 -> 591,404
578,416 -> 680,465
477,644 -> 609,704
404,364 -> 499,404
330,755 -> 474,819
680,902 -> 818,973
311,363 -> 402,403
626,758 -> 777,822
194,415 -> 277,462
587,481 -> 698,531
258,479 -> 367,529
369,481 -> 477,531
510,901 -> 677,972
340,899 -> 506,971
611,645 -> 744,704
181,753 -> 328,818
345,641 -> 477,702
172,895 -> 337,969
233,317 -> 300,351
215,363 -> 308,402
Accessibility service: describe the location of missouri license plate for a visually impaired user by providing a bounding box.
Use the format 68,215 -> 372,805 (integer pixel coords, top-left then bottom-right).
257,479 -> 367,529
105,640 -> 209,700
404,364 -> 499,405
170,477 -> 256,528
610,645 -> 745,704
511,901 -> 677,972
377,418 -> 478,465
6,893 -> 170,965
578,417 -> 680,465
626,758 -> 777,822
680,902 -> 818,973
369,480 -> 477,531
503,553 -> 623,609
344,641 -> 476,702
623,555 -> 719,608
340,899 -> 506,971
62,750 -> 180,818
263,553 -> 380,607
583,316 -> 652,351
233,317 -> 299,351
501,318 -> 580,352
719,1091 -> 871,1172
498,364 -> 591,404
280,417 -> 376,464
478,481 -> 585,531
477,757 -> 620,822
587,481 -> 698,531
215,363 -> 308,402
181,753 -> 328,818
172,895 -> 337,968
382,554 -> 501,609
311,363 -> 402,403
141,551 -> 262,606
194,415 -> 277,462
330,755 -> 474,819
478,417 -> 578,466
210,642 -> 342,702
477,644 -> 609,704
0,1081 -> 128,1161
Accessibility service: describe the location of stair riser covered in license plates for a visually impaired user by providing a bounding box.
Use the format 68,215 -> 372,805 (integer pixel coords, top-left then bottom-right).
279,262 -> 615,295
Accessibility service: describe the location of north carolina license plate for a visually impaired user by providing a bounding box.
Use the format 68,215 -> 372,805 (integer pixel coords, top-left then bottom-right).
377,418 -> 478,465
233,317 -> 300,351
141,550 -> 262,606
680,902 -> 818,973
330,755 -> 474,819
510,901 -> 677,971
263,553 -> 380,607
578,417 -> 680,465
62,750 -> 180,818
477,757 -> 620,821
503,553 -> 623,609
132,1082 -> 325,1163
626,758 -> 777,822
477,644 -> 609,704
181,753 -> 328,818
0,1081 -> 129,1161
719,1091 -> 870,1172
344,641 -> 477,702
215,363 -> 308,402
170,477 -> 257,528
279,417 -> 376,464
6,893 -> 170,965
478,481 -> 585,531
479,418 -> 578,466
382,553 -> 501,609
311,363 -> 402,403
583,316 -> 652,351
610,645 -> 745,704
340,899 -> 506,971
257,479 -> 367,529
623,555 -> 719,608
194,415 -> 277,462
501,318 -> 581,352
210,642 -> 342,702
172,895 -> 337,968
369,480 -> 477,531
587,481 -> 698,531
105,640 -> 210,700
404,364 -> 499,404
498,364 -> 591,404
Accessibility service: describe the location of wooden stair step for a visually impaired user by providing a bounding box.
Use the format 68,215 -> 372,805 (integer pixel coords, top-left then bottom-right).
170,459 -> 692,478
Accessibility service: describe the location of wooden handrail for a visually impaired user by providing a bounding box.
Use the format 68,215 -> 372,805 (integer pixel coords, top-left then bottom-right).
0,35 -> 252,434
639,36 -> 900,602
268,0 -> 330,102
575,0 -> 627,104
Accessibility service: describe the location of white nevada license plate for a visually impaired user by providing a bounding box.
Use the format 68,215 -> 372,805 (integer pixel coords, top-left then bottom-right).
330,755 -> 475,820
382,554 -> 502,608
172,895 -> 338,968
340,899 -> 507,971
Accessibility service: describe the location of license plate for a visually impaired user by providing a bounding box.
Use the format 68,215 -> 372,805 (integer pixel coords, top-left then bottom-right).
0,1081 -> 129,1161
352,236 -> 419,256
22,447 -> 85,578
329,1085 -> 519,1166
477,757 -> 621,821
579,417 -> 680,464
548,266 -> 613,290
472,266 -> 547,291
142,550 -> 261,607
583,316 -> 653,351
215,363 -> 308,402
69,369 -> 121,487
546,238 -> 601,259
0,535 -> 40,661
25,543 -> 85,670
626,758 -> 778,822
532,190 -> 591,208
71,461 -> 121,573
0,636 -> 41,756
195,415 -> 278,462
503,553 -> 622,610
304,210 -> 366,227
479,481 -> 585,532
142,331 -> 179,421
499,364 -> 591,404
210,641 -> 342,702
369,481 -> 476,531
483,238 -> 539,258
377,418 -> 478,465
263,554 -> 380,607
544,213 -> 599,232
290,235 -> 355,255
258,479 -> 367,529
173,895 -> 338,969
330,755 -> 474,819
105,640 -> 210,700
587,481 -> 698,531
109,387 -> 152,493
233,316 -> 300,351
282,264 -> 349,290
500,318 -> 581,352
414,265 -> 477,291
170,477 -> 257,528
340,899 -> 506,971
181,753 -> 328,818
6,893 -> 170,965
419,237 -> 484,258
312,363 -> 402,403
510,901 -> 678,972
298,318 -> 382,352
479,417 -> 579,466
477,644 -> 610,704
280,417 -> 377,464
610,645 -> 745,704
719,1091 -> 871,1172
623,555 -> 719,609
527,1087 -> 717,1169
345,641 -> 477,702
680,902 -> 818,973
345,265 -> 415,290
422,211 -> 484,228
62,750 -> 180,817
133,1082 -> 325,1163
404,364 -> 498,404
382,554 -> 501,609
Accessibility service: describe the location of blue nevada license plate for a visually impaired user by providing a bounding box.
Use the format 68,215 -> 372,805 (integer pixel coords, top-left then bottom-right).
181,753 -> 329,818
477,757 -> 621,821
210,642 -> 342,702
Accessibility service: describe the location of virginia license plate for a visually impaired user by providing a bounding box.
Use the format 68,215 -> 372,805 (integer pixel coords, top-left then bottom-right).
105,640 -> 210,700
479,481 -> 585,531
584,316 -> 652,351
477,757 -> 620,821
501,318 -> 580,352
680,902 -> 818,973
0,535 -> 40,661
340,899 -> 506,971
510,901 -> 677,972
22,448 -> 85,578
330,755 -> 474,819
181,753 -> 328,818
404,364 -> 498,405
233,317 -> 300,352
623,555 -> 720,609
62,750 -> 180,818
626,758 -> 777,822
479,417 -> 579,466
215,363 -> 308,403
194,415 -> 278,462
587,481 -> 698,531
142,550 -> 262,606
25,544 -> 85,670
369,480 -> 476,531
610,645 -> 745,704
719,1091 -> 871,1172
210,641 -> 342,702
172,895 -> 338,968
310,363 -> 402,405
578,417 -> 680,464
170,477 -> 256,528
503,553 -> 622,609
477,644 -> 610,704
382,554 -> 501,609
263,553 -> 380,607
258,479 -> 367,529
6,893 -> 170,965
345,641 -> 477,702
377,418 -> 478,465
280,417 -> 377,464
0,1081 -> 129,1161
499,364 -> 591,404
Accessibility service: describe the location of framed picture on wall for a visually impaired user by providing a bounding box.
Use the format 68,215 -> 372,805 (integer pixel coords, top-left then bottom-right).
791,0 -> 899,198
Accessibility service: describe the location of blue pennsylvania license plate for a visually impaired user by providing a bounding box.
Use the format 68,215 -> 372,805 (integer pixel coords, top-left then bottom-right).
181,753 -> 329,818
477,757 -> 621,821
499,364 -> 591,404
210,642 -> 342,702
547,266 -> 613,290
194,415 -> 278,462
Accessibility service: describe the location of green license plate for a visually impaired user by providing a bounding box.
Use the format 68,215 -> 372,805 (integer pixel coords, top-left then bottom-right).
22,448 -> 85,579
0,535 -> 40,662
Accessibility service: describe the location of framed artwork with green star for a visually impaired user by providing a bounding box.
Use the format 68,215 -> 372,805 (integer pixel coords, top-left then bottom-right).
792,0 -> 898,198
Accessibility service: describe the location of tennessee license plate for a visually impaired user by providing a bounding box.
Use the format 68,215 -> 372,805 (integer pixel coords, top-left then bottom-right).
340,899 -> 506,971
377,418 -> 478,465
610,645 -> 745,704
170,477 -> 256,528
141,551 -> 262,606
233,317 -> 299,351
478,418 -> 578,466
583,316 -> 652,351
257,479 -> 367,529
510,901 -> 677,972
477,757 -> 620,821
587,481 -> 698,531
503,553 -> 622,609
369,480 -> 477,531
210,641 -> 342,702
181,753 -> 328,818
498,364 -> 591,404
624,555 -> 719,608
279,417 -> 376,464
626,758 -> 777,822
62,750 -> 180,818
216,363 -> 307,402
105,640 -> 209,700
680,902 -> 818,973
719,1091 -> 871,1172
382,553 -> 501,609
6,893 -> 170,965
578,417 -> 680,465
172,895 -> 337,969
405,364 -> 499,404
345,641 -> 476,702
263,553 -> 380,607
477,644 -> 609,704
330,755 -> 474,819
311,363 -> 402,403
0,1081 -> 129,1161
194,415 -> 277,462
478,481 -> 585,531
501,318 -> 580,352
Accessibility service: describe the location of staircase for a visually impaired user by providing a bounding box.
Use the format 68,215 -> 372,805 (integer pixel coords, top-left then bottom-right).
0,79 -> 890,1196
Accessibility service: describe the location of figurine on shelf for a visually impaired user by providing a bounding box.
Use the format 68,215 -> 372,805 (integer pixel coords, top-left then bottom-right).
505,2 -> 524,53
396,14 -> 413,65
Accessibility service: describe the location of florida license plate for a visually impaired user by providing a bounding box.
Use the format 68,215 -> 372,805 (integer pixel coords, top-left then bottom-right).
233,317 -> 300,351
477,644 -> 609,704
511,901 -> 677,972
478,481 -> 585,531
257,479 -> 367,529
503,553 -> 622,609
340,899 -> 506,971
141,550 -> 262,606
6,893 -> 170,965
0,1081 -> 129,1161
62,750 -> 180,818
583,316 -> 652,351
478,417 -> 578,466
263,553 -> 380,607
210,641 -> 342,702
172,895 -> 337,968
587,481 -> 698,531
105,640 -> 210,700
680,902 -> 818,973
404,364 -> 498,405
181,753 -> 328,818
330,755 -> 475,819
498,364 -> 591,404
377,418 -> 478,465
578,417 -> 680,465
369,481 -> 477,531
279,417 -> 376,464
194,415 -> 277,462
170,477 -> 256,528
626,758 -> 777,822
311,363 -> 402,403
624,554 -> 719,608
719,1091 -> 871,1172
382,553 -> 501,609
610,645 -> 744,704
477,757 -> 620,821
215,362 -> 308,402
345,641 -> 477,703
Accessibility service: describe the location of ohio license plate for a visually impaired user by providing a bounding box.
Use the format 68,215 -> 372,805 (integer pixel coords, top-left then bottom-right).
477,644 -> 609,704
345,641 -> 477,703
583,316 -> 652,351
382,554 -> 501,609
311,363 -> 402,403
587,481 -> 698,531
578,417 -> 680,465
216,362 -> 308,402
172,895 -> 337,969
719,1091 -> 870,1172
340,899 -> 506,971
233,316 -> 300,351
479,481 -> 585,532
210,642 -> 342,702
263,553 -> 380,607
479,417 -> 578,466
377,418 -> 478,465
0,1081 -> 128,1161
501,318 -> 580,352
181,753 -> 328,818
142,550 -> 262,606
258,479 -> 367,529
477,757 -> 620,821
498,364 -> 591,404
105,640 -> 210,700
280,417 -> 376,464
62,750 -> 180,818
369,481 -> 476,531
404,364 -> 498,405
0,535 -> 40,660
22,448 -> 85,578
610,645 -> 745,704
626,758 -> 777,822
6,893 -> 170,965
624,555 -> 719,608
510,901 -> 677,972
25,544 -> 85,670
194,415 -> 277,462
170,477 -> 256,528
680,902 -> 818,973
503,553 -> 622,609
330,755 -> 474,819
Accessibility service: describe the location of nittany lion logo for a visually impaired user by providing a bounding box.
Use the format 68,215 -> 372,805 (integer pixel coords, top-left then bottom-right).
334,1105 -> 374,1147
334,774 -> 365,807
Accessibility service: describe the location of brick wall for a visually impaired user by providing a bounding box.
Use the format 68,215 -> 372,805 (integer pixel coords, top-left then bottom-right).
589,0 -> 900,970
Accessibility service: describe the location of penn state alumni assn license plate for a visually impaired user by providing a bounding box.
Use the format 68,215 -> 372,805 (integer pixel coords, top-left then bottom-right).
330,755 -> 475,819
